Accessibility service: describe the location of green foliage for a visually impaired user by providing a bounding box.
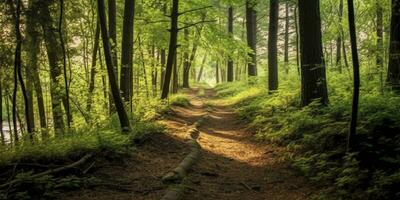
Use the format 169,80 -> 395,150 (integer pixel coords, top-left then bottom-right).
215,72 -> 400,199
169,94 -> 191,107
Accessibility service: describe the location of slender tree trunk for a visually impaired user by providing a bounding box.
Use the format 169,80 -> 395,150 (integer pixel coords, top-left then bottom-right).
376,1 -> 384,93
346,0 -> 361,152
268,0 -> 279,91
182,28 -> 190,88
172,53 -> 178,94
0,76 -> 4,144
120,0 -> 135,102
87,21 -> 100,118
108,0 -> 117,112
227,6 -> 234,82
294,6 -> 300,75
284,0 -> 290,74
59,0 -> 71,128
39,1 -> 65,135
5,93 -> 13,144
161,0 -> 179,99
246,1 -> 257,77
161,48 -> 166,91
11,0 -> 33,140
216,61 -> 220,84
197,55 -> 207,82
298,0 -> 328,106
336,0 -> 344,72
97,0 -> 131,132
388,0 -> 400,91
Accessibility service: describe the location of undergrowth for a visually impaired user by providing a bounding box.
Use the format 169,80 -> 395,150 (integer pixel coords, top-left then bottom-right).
214,73 -> 400,200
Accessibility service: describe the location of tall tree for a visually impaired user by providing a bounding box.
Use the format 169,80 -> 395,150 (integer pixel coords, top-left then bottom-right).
387,0 -> 400,91
227,6 -> 234,82
39,1 -> 66,134
0,73 -> 4,144
283,0 -> 290,74
246,1 -> 257,77
182,28 -> 190,88
298,0 -> 328,106
336,0 -> 344,72
161,0 -> 179,99
347,0 -> 361,151
268,0 -> 279,91
97,0 -> 131,132
120,0 -> 135,101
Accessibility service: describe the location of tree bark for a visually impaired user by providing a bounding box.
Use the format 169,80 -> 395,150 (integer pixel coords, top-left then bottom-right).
197,55 -> 207,82
336,0 -> 344,72
227,6 -> 234,82
298,0 -> 328,106
161,0 -> 179,99
39,1 -> 65,135
346,0 -> 361,152
182,28 -> 190,88
97,0 -> 131,132
0,75 -> 4,144
388,0 -> 400,91
108,0 -> 117,112
120,0 -> 135,102
268,0 -> 279,91
246,1 -> 257,77
87,21 -> 100,118
284,0 -> 290,74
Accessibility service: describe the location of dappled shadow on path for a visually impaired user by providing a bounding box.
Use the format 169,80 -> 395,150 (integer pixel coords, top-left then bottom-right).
59,88 -> 314,200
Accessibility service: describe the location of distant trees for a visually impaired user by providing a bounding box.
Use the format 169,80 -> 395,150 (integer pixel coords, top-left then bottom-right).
298,0 -> 328,106
388,0 -> 400,91
268,0 -> 279,91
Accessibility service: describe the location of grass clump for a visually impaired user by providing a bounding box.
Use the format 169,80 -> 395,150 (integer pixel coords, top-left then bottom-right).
169,94 -> 191,107
215,74 -> 400,200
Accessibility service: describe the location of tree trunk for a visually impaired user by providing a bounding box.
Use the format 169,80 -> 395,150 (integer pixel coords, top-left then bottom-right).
11,0 -> 33,140
182,28 -> 190,88
87,21 -> 100,118
294,6 -> 300,75
197,55 -> 207,82
216,61 -> 220,84
59,0 -> 71,128
161,48 -> 166,91
298,0 -> 328,106
268,0 -> 279,91
346,0 -> 361,152
39,1 -> 65,135
108,0 -> 117,112
376,1 -> 384,93
246,1 -> 257,77
120,0 -> 135,102
97,0 -> 131,132
0,76 -> 4,144
336,0 -> 344,72
284,0 -> 290,74
227,6 -> 234,82
388,0 -> 400,91
172,53 -> 178,94
161,0 -> 179,99
26,0 -> 39,133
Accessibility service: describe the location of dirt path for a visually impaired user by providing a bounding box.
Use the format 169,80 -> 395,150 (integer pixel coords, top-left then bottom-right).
164,88 -> 314,199
60,88 -> 314,200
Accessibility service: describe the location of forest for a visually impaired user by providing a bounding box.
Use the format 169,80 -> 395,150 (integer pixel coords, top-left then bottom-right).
0,0 -> 399,199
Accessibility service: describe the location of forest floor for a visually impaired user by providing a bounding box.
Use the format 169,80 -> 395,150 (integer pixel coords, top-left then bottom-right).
60,88 -> 315,200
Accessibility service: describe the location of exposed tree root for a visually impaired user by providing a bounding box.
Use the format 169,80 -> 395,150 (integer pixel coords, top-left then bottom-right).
161,114 -> 208,200
0,153 -> 93,188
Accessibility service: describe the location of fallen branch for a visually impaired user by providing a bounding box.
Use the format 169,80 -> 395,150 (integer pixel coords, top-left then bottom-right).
0,154 -> 93,188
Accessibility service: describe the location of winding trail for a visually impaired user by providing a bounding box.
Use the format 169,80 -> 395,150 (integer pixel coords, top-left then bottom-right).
164,88 -> 314,199
60,88 -> 314,200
